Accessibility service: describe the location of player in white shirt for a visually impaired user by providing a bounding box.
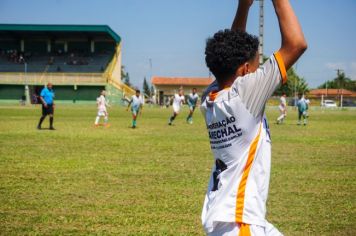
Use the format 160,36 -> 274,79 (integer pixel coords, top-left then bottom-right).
168,88 -> 185,125
186,88 -> 200,124
200,0 -> 307,235
94,90 -> 109,127
304,96 -> 310,118
276,93 -> 287,124
127,89 -> 144,128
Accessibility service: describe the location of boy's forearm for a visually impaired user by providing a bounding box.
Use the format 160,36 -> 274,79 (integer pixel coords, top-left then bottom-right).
273,0 -> 307,69
40,97 -> 46,105
231,0 -> 253,31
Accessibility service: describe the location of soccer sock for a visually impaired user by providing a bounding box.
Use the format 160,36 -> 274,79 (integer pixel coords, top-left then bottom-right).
38,116 -> 45,127
132,120 -> 136,127
49,117 -> 54,128
95,116 -> 100,125
170,115 -> 176,121
104,116 -> 108,123
95,116 -> 100,124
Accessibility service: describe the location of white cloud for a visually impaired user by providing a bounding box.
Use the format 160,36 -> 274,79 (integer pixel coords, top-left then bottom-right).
349,61 -> 356,80
325,62 -> 346,70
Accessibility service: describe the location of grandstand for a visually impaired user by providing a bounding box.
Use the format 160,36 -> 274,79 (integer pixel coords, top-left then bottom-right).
0,24 -> 135,103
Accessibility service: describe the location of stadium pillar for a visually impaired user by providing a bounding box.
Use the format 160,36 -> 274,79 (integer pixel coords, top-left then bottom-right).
340,94 -> 343,108
20,40 -> 25,52
91,40 -> 95,53
24,63 -> 30,105
64,41 -> 68,53
47,39 -> 51,53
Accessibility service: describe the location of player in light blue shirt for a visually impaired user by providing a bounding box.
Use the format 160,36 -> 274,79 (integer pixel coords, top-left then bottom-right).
297,93 -> 307,125
186,88 -> 199,124
127,90 -> 143,128
37,83 -> 55,130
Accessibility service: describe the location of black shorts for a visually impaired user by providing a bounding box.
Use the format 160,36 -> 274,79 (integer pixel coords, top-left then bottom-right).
42,104 -> 54,116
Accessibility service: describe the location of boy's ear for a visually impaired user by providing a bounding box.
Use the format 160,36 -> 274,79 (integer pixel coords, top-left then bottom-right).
236,63 -> 250,77
243,63 -> 250,75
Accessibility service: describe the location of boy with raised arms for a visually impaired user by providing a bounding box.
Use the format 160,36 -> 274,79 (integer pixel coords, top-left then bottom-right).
200,0 -> 307,235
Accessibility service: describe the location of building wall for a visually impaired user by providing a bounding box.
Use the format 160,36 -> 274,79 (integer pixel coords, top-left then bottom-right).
154,85 -> 209,96
51,85 -> 105,101
0,85 -> 24,99
0,85 -> 105,102
153,84 -> 210,105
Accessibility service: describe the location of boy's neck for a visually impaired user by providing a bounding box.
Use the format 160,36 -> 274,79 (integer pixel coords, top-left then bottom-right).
218,75 -> 237,90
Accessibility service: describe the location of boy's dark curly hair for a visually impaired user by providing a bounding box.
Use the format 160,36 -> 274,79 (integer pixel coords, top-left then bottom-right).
205,29 -> 259,82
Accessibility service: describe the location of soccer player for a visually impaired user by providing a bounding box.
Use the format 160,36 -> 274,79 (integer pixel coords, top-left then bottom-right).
186,88 -> 199,124
200,0 -> 307,235
94,90 -> 109,127
276,93 -> 287,124
127,89 -> 143,128
168,88 -> 185,125
297,94 -> 307,125
304,95 -> 310,118
37,83 -> 55,130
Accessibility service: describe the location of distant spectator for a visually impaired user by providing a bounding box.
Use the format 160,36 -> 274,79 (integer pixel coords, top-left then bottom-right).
32,93 -> 38,104
18,55 -> 25,64
48,56 -> 54,65
20,95 -> 26,106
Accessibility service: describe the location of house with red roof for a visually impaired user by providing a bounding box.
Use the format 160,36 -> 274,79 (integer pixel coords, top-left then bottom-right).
151,76 -> 214,105
309,89 -> 356,98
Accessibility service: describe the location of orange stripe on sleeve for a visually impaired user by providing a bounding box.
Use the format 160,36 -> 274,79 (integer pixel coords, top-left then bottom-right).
239,223 -> 251,236
235,125 -> 262,223
208,87 -> 230,101
274,51 -> 287,84
209,91 -> 219,101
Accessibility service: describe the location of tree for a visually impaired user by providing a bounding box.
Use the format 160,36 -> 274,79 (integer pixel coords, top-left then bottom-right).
121,65 -> 131,87
259,56 -> 309,96
275,67 -> 309,96
143,77 -> 151,97
150,85 -> 155,97
318,72 -> 355,91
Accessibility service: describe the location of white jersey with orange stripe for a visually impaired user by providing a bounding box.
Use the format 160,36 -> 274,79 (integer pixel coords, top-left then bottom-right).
200,53 -> 286,234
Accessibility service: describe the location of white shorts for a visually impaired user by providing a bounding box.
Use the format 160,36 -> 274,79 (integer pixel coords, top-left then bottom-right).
97,111 -> 107,117
208,222 -> 283,236
173,104 -> 181,113
278,105 -> 286,115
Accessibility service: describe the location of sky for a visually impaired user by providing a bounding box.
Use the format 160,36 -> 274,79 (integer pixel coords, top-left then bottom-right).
0,0 -> 355,88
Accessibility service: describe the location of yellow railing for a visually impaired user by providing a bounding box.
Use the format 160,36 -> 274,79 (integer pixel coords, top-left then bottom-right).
103,44 -> 120,78
104,44 -> 136,97
0,72 -> 106,85
107,77 -> 136,97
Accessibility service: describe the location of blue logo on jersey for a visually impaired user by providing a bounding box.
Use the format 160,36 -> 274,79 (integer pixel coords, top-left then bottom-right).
263,117 -> 271,140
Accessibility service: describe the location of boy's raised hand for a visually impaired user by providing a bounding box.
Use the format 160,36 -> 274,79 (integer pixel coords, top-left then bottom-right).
232,0 -> 254,31
239,0 -> 254,7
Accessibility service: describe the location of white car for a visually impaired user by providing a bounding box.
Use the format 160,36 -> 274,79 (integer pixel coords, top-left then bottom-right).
322,100 -> 337,108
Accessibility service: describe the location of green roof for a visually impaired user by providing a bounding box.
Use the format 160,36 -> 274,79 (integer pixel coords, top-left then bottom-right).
0,24 -> 121,43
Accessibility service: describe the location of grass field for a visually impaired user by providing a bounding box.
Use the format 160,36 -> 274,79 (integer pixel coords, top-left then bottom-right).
0,104 -> 355,235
